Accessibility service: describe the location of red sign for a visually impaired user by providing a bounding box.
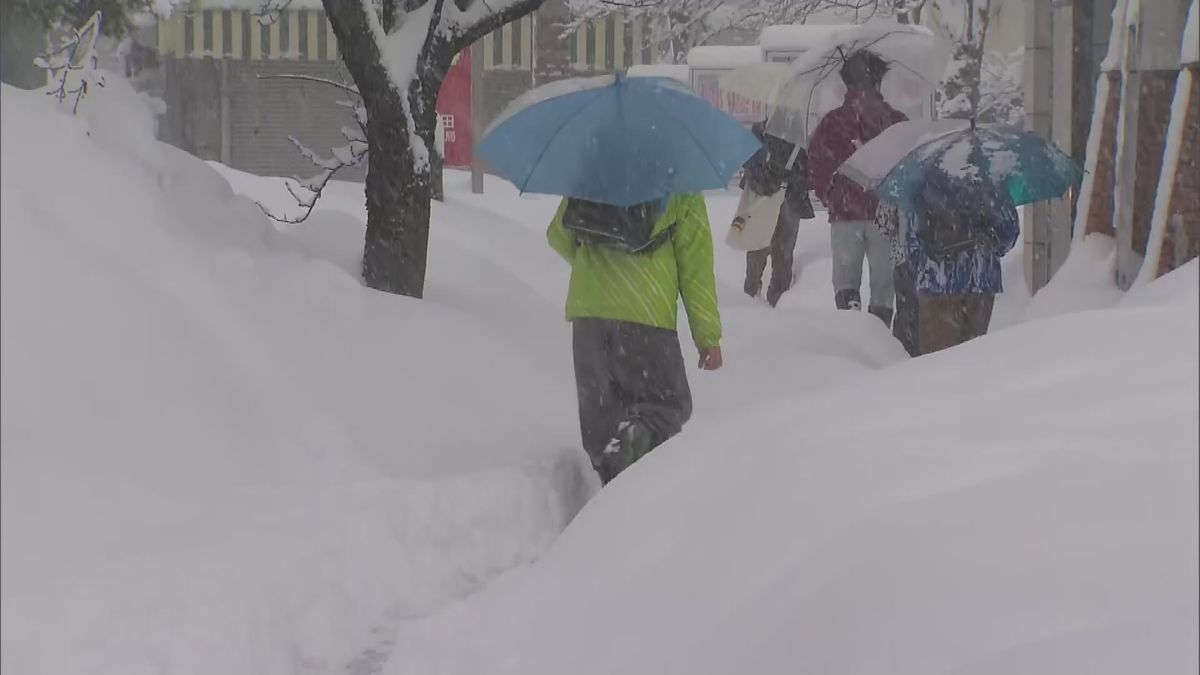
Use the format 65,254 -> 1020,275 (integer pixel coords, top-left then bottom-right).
437,50 -> 472,167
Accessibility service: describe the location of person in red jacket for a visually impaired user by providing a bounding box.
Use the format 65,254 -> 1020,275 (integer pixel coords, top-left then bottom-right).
808,51 -> 907,325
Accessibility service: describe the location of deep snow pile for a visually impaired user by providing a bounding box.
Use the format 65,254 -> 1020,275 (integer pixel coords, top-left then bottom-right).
0,79 -> 595,674
378,277 -> 1199,671
6,68 -> 1193,675
1,77 -> 906,674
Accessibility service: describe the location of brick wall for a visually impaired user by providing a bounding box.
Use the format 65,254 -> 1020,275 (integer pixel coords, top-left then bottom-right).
1131,70 -> 1179,254
160,56 -> 366,181
477,69 -> 534,131
1083,73 -> 1121,238
226,60 -> 366,180
161,58 -> 223,161
1157,65 -> 1200,276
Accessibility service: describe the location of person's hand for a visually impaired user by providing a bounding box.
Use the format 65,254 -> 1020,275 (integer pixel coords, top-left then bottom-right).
730,217 -> 746,232
698,347 -> 723,371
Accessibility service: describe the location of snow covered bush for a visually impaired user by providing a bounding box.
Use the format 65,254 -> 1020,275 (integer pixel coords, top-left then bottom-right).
35,10 -> 105,114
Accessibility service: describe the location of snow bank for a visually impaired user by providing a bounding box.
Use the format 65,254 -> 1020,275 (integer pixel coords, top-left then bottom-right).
380,255 -> 1199,674
0,77 -> 592,674
686,45 -> 763,69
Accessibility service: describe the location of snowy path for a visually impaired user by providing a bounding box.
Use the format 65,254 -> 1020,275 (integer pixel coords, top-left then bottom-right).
209,168 -> 911,673
5,79 -> 1193,675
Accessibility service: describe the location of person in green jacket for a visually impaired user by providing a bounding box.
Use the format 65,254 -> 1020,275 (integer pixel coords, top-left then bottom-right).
548,193 -> 723,484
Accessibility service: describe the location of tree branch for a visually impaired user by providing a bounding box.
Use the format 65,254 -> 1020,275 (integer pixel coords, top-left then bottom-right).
256,73 -> 360,95
451,0 -> 546,49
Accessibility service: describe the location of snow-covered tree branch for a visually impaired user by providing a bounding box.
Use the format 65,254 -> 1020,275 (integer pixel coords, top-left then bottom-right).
977,47 -> 1022,124
565,0 -> 733,63
254,76 -> 369,224
933,0 -> 990,120
35,10 -> 105,114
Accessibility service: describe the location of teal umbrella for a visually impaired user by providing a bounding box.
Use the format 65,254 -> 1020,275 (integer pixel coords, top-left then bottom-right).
873,124 -> 1083,208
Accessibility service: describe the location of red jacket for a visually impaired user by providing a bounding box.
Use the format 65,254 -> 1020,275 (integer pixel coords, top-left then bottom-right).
808,90 -> 907,223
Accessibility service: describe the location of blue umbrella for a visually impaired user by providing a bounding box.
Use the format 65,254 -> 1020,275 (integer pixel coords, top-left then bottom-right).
874,124 -> 1083,208
476,73 -> 762,207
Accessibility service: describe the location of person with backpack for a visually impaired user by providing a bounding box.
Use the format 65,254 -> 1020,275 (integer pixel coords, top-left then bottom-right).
905,170 -> 1020,353
734,122 -> 816,307
548,194 -> 723,484
808,51 -> 908,324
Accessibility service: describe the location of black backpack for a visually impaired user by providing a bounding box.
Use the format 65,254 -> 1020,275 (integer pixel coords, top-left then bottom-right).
915,191 -> 1002,262
562,198 -> 674,254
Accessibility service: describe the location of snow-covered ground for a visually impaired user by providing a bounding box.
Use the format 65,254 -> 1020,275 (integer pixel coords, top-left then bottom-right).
2,76 -> 1196,675
1,78 -> 595,674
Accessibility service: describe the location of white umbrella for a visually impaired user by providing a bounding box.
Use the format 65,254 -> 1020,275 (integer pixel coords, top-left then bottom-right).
764,23 -> 950,147
837,118 -> 971,190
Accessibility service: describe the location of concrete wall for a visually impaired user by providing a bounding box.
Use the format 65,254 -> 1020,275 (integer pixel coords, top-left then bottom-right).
477,69 -> 533,132
160,56 -> 366,181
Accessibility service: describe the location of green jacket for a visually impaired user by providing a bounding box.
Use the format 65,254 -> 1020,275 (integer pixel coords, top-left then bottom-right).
547,194 -> 722,350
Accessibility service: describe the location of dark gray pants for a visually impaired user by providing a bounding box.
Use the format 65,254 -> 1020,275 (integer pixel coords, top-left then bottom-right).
572,319 -> 692,480
745,203 -> 801,306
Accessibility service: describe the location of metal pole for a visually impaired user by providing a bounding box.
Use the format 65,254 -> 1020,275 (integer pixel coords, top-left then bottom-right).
470,38 -> 484,194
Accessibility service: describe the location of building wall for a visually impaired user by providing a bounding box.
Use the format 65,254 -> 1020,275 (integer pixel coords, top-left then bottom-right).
155,4 -> 652,177
157,8 -> 367,180
475,10 -> 653,131
1114,0 -> 1192,288
1157,65 -> 1200,276
1024,0 -> 1117,292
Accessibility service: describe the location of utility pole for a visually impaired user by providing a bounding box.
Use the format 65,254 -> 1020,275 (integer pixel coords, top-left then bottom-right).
470,39 -> 484,194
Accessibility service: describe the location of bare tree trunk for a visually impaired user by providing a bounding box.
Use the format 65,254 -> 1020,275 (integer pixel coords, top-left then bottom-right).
318,0 -> 544,297
324,0 -> 441,297
358,84 -> 437,296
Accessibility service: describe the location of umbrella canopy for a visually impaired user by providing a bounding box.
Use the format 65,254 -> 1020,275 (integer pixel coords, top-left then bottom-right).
716,62 -> 792,106
764,23 -> 949,146
838,118 -> 971,190
477,73 -> 761,207
874,125 -> 1085,208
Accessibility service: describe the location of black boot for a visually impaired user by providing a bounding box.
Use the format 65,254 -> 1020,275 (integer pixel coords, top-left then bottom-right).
868,304 -> 893,327
835,289 -> 862,310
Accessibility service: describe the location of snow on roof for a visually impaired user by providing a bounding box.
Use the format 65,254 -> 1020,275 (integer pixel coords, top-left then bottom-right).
1183,0 -> 1198,64
759,24 -> 858,52
628,64 -> 690,83
686,45 -> 762,69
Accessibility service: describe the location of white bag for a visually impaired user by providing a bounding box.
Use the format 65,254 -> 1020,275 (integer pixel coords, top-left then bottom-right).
725,187 -> 785,252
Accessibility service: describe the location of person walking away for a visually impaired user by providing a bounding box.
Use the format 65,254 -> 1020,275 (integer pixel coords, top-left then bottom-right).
808,51 -> 907,324
737,123 -> 816,306
906,171 -> 1019,353
548,195 -> 723,484
875,200 -> 920,356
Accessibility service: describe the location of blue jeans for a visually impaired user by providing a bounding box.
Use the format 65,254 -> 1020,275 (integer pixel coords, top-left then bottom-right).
830,220 -> 894,309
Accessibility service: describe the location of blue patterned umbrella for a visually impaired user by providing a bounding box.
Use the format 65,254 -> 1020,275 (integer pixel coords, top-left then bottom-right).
874,124 -> 1083,208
